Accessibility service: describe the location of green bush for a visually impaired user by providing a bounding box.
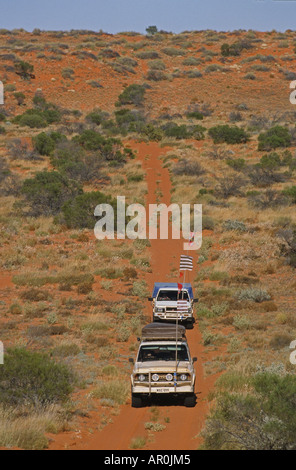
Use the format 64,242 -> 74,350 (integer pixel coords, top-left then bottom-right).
22,170 -> 82,216
61,191 -> 117,229
258,126 -> 291,151
32,132 -> 65,156
283,186 -> 296,204
116,84 -> 146,106
202,372 -> 296,450
73,130 -> 126,163
163,123 -> 205,140
0,348 -> 75,406
209,125 -> 249,144
14,60 -> 34,80
14,106 -> 61,128
236,287 -> 271,303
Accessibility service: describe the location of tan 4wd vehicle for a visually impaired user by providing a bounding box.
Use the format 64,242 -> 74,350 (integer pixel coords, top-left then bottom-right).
129,323 -> 197,408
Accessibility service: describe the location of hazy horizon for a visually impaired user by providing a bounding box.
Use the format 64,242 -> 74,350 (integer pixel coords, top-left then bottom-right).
1,0 -> 296,34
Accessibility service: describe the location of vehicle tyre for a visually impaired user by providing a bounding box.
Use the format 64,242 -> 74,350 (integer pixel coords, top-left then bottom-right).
186,320 -> 194,330
184,395 -> 195,408
132,394 -> 143,408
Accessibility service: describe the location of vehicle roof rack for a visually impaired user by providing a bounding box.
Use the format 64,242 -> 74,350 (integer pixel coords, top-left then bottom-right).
141,323 -> 186,341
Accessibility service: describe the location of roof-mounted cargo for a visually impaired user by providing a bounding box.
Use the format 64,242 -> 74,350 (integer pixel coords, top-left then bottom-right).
141,323 -> 186,341
152,282 -> 194,299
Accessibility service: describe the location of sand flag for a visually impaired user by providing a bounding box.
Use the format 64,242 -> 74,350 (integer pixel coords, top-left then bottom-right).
179,255 -> 193,271
177,283 -> 183,293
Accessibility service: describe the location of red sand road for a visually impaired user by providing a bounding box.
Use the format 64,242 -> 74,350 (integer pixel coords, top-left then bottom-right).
49,142 -> 213,450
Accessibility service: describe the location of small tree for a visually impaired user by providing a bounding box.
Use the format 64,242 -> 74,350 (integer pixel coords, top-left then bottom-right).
22,170 -> 82,216
146,26 -> 158,36
116,84 -> 146,107
14,60 -> 35,80
13,92 -> 26,106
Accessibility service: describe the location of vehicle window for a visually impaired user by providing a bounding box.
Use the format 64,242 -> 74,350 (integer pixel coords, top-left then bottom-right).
138,345 -> 189,362
157,290 -> 189,301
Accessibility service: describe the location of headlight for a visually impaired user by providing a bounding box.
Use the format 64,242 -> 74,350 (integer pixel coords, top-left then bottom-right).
138,374 -> 146,382
166,374 -> 173,381
152,374 -> 159,382
180,374 -> 187,381
156,308 -> 165,313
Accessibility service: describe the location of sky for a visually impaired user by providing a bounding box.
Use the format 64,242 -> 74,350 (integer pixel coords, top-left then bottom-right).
0,0 -> 296,33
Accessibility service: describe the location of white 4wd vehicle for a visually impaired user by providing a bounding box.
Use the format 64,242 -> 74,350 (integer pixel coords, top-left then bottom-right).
149,283 -> 198,329
130,323 -> 197,408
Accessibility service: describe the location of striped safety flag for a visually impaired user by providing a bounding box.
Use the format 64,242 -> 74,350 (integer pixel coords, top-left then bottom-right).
179,255 -> 193,271
177,300 -> 188,315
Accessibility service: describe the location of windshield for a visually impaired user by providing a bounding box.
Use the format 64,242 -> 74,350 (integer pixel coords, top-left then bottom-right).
157,290 -> 189,301
138,345 -> 189,362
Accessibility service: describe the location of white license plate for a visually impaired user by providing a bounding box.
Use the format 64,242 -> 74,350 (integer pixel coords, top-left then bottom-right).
156,388 -> 170,393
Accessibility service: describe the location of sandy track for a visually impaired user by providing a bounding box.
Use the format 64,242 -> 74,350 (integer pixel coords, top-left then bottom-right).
49,142 -> 212,450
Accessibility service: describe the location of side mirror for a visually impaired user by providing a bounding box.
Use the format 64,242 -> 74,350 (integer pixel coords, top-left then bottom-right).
137,337 -> 141,342
193,299 -> 199,304
193,357 -> 197,363
148,297 -> 153,302
129,358 -> 134,364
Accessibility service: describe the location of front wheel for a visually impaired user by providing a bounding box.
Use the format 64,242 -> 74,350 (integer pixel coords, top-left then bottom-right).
184,395 -> 196,408
132,394 -> 143,408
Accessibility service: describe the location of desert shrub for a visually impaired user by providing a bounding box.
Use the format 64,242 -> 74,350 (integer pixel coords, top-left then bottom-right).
185,69 -> 203,78
86,109 -> 108,125
183,57 -> 202,66
249,190 -> 288,209
114,108 -> 146,132
226,158 -> 246,171
161,47 -> 185,57
52,343 -> 81,357
61,67 -> 74,79
276,227 -> 296,268
77,281 -> 93,295
215,176 -> 245,199
148,59 -> 166,70
51,141 -> 106,182
229,111 -> 243,122
99,48 -> 120,58
14,60 -> 34,79
236,287 -> 271,303
162,123 -> 205,140
269,334 -> 293,350
0,348 -> 74,406
22,171 -> 82,217
283,186 -> 296,204
209,125 -> 249,144
116,84 -> 146,106
14,106 -> 61,128
92,380 -> 129,405
136,50 -> 160,59
20,288 -> 51,302
173,158 -> 205,176
9,303 -> 23,315
186,110 -> 204,120
146,69 -> 168,81
223,220 -> 247,232
13,92 -> 26,106
244,73 -> 256,80
61,191 -> 117,229
73,130 -> 127,164
202,216 -> 215,231
32,131 -> 66,156
201,372 -> 296,450
258,126 -> 291,151
233,314 -> 251,331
